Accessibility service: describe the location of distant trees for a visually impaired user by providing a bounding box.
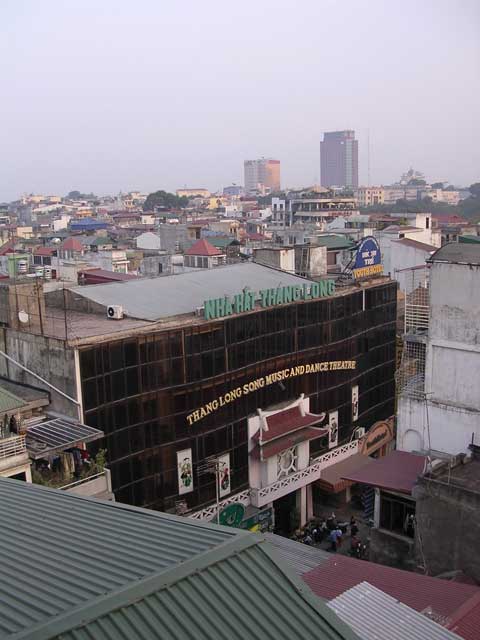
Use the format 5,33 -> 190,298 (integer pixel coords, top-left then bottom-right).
143,190 -> 188,211
66,190 -> 97,200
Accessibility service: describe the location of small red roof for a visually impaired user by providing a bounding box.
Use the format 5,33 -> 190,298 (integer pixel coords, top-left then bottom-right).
433,214 -> 468,224
341,450 -> 427,495
0,240 -> 16,256
34,246 -> 55,256
185,238 -> 223,256
251,426 -> 328,460
253,405 -> 326,444
246,233 -> 266,241
303,555 -> 480,622
61,237 -> 84,252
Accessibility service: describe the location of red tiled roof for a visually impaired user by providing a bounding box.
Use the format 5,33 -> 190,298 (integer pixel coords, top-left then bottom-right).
393,238 -> 437,252
448,592 -> 480,640
253,406 -> 326,444
341,450 -> 427,495
61,237 -> 84,252
251,426 -> 328,460
246,233 -> 267,241
302,555 -> 480,621
433,214 -> 468,224
33,246 -> 55,256
184,239 -> 223,256
0,240 -> 15,255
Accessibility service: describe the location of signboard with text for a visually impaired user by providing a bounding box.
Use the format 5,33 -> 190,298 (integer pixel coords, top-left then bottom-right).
204,280 -> 336,321
352,236 -> 383,280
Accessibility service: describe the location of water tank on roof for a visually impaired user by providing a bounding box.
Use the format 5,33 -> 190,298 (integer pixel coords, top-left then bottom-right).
17,260 -> 28,274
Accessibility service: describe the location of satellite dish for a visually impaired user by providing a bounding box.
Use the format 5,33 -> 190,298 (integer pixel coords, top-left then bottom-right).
18,310 -> 29,324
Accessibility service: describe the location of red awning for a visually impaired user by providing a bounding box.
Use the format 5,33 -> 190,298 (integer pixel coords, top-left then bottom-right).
316,453 -> 375,493
251,426 -> 328,460
253,405 -> 326,444
341,450 -> 427,495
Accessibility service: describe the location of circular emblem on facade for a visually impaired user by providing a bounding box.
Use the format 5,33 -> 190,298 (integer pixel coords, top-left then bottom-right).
218,503 -> 245,527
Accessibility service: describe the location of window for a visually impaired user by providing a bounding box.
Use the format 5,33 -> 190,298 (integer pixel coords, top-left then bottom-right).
379,491 -> 415,537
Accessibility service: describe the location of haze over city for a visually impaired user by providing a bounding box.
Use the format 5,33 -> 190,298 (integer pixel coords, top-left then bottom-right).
1,0 -> 479,199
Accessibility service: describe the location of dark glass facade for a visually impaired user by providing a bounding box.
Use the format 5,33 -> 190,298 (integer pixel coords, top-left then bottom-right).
80,281 -> 397,511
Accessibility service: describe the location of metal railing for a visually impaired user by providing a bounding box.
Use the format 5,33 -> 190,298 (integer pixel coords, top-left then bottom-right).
0,434 -> 27,459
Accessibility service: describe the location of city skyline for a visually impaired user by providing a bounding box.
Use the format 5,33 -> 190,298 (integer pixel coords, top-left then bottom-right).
1,0 -> 479,200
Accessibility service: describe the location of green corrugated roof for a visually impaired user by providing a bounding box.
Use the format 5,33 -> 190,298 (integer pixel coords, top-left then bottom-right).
0,478 -> 237,639
0,385 -> 26,414
459,235 -> 480,244
52,542 -> 358,640
314,236 -> 356,250
208,236 -> 236,249
0,478 -> 358,640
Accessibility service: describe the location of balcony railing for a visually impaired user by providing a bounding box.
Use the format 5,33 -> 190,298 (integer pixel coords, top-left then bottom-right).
0,434 -> 27,460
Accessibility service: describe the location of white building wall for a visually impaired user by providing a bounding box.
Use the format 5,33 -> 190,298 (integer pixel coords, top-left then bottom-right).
136,232 -> 161,250
397,260 -> 480,455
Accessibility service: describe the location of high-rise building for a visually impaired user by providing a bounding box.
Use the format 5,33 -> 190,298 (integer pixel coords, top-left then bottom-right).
320,130 -> 358,189
244,158 -> 281,195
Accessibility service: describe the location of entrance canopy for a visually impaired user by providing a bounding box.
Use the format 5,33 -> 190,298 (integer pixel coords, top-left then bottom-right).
341,450 -> 427,495
317,453 -> 375,494
26,417 -> 104,459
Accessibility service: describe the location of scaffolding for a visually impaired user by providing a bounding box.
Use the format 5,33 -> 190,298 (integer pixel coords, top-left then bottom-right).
396,271 -> 429,399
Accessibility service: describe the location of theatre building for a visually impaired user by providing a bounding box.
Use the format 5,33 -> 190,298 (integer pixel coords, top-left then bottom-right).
2,262 -> 396,529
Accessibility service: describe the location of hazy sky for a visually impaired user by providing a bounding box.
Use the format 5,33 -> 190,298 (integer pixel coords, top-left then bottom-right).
1,0 -> 479,200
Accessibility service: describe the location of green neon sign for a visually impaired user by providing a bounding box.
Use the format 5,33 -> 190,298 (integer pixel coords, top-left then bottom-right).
204,280 -> 335,320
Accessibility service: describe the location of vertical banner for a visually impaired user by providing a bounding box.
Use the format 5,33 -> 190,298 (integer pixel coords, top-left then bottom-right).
177,448 -> 193,495
218,453 -> 231,498
328,411 -> 338,449
352,385 -> 359,422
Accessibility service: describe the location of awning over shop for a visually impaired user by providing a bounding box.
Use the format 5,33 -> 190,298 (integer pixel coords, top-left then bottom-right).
251,426 -> 328,461
340,450 -> 427,495
26,417 -> 104,459
317,453 -> 375,493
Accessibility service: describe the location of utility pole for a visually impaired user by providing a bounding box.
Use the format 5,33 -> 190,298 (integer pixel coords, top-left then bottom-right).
197,456 -> 225,524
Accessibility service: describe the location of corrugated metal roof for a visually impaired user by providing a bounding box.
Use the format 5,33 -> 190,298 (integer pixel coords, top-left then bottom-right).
428,243 -> 480,265
264,533 -> 330,576
447,593 -> 480,640
25,417 -> 104,459
303,555 -> 480,620
0,477 -> 238,638
328,582 -> 462,640
0,479 -> 358,640
71,262 -> 314,321
340,450 -> 427,495
0,385 -> 26,414
51,542 -> 358,640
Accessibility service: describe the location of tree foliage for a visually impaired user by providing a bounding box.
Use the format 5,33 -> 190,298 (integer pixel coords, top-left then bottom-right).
360,192 -> 480,223
143,190 -> 188,211
67,190 -> 96,200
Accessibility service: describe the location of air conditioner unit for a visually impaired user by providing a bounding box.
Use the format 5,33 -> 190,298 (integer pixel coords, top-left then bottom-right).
107,305 -> 123,320
355,427 -> 366,439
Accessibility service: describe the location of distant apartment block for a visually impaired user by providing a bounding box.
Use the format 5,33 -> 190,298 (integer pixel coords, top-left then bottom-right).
356,187 -> 385,207
176,188 -> 211,199
320,130 -> 358,189
244,158 -> 281,195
